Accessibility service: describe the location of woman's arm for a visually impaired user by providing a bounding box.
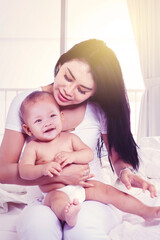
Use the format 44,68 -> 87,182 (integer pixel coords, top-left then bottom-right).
102,134 -> 131,176
0,129 -> 27,184
0,129 -> 93,187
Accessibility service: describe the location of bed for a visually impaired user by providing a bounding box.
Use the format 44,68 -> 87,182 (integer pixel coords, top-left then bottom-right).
0,89 -> 160,239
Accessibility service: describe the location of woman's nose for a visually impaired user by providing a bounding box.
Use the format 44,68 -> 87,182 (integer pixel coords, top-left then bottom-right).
64,84 -> 75,96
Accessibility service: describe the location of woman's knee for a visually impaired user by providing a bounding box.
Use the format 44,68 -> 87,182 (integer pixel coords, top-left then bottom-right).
16,203 -> 62,240
63,201 -> 122,240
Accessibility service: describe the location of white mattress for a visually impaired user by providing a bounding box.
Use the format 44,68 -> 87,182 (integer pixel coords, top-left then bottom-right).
1,136 -> 160,240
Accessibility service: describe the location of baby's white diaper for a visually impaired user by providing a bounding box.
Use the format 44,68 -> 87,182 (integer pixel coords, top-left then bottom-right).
57,185 -> 85,204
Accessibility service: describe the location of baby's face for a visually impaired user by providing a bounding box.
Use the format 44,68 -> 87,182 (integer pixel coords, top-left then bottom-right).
25,99 -> 63,141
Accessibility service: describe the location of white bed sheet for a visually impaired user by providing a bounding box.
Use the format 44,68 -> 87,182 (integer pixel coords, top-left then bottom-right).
0,136 -> 160,240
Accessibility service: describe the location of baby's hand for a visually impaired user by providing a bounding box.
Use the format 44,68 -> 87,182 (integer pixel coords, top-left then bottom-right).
54,151 -> 74,168
42,162 -> 62,177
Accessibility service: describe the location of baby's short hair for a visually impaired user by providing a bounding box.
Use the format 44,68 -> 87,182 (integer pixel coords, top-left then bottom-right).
19,91 -> 59,124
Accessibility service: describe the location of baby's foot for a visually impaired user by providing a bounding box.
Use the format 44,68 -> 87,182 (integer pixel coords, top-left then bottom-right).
144,206 -> 160,222
64,198 -> 80,227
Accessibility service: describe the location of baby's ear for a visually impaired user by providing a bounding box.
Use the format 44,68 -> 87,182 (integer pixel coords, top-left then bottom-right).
23,124 -> 32,136
60,111 -> 64,121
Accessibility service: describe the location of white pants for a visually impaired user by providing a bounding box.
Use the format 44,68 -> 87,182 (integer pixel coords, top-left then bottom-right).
16,200 -> 122,240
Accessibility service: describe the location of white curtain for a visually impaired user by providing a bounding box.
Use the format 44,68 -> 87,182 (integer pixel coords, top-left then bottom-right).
127,0 -> 160,143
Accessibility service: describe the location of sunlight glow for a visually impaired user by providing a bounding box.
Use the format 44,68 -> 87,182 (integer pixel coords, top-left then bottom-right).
67,0 -> 144,90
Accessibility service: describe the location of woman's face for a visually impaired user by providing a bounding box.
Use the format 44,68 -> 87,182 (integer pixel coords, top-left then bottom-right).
53,60 -> 96,106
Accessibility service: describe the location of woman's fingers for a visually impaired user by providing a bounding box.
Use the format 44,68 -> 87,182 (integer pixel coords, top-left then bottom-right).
125,181 -> 132,190
79,172 -> 94,187
122,172 -> 158,198
142,181 -> 148,193
142,181 -> 157,198
147,183 -> 157,198
79,180 -> 94,187
81,173 -> 94,181
121,174 -> 132,190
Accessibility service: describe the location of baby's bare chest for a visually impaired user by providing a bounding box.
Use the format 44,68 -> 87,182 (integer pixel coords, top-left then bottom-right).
36,139 -> 72,164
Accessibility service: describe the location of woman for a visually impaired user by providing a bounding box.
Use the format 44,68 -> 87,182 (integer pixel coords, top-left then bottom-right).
0,39 -> 155,240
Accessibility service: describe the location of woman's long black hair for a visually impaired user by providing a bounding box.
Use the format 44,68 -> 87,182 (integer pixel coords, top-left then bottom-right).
54,39 -> 139,170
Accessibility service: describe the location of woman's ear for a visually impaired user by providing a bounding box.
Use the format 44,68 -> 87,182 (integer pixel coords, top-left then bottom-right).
23,124 -> 32,136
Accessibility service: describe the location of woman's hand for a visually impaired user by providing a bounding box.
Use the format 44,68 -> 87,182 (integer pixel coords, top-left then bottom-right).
120,168 -> 157,198
40,163 -> 94,193
61,163 -> 94,187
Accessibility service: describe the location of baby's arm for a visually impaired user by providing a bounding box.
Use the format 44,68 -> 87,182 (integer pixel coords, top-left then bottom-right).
19,142 -> 61,180
55,134 -> 94,168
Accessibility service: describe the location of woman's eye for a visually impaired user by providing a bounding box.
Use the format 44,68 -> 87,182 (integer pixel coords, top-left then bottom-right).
64,74 -> 72,82
78,88 -> 86,94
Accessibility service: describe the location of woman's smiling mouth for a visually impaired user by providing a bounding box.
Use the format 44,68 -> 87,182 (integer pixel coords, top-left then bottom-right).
58,90 -> 71,102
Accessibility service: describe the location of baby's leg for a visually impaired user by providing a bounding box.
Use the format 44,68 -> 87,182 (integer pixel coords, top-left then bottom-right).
44,190 -> 81,227
85,180 -> 160,221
